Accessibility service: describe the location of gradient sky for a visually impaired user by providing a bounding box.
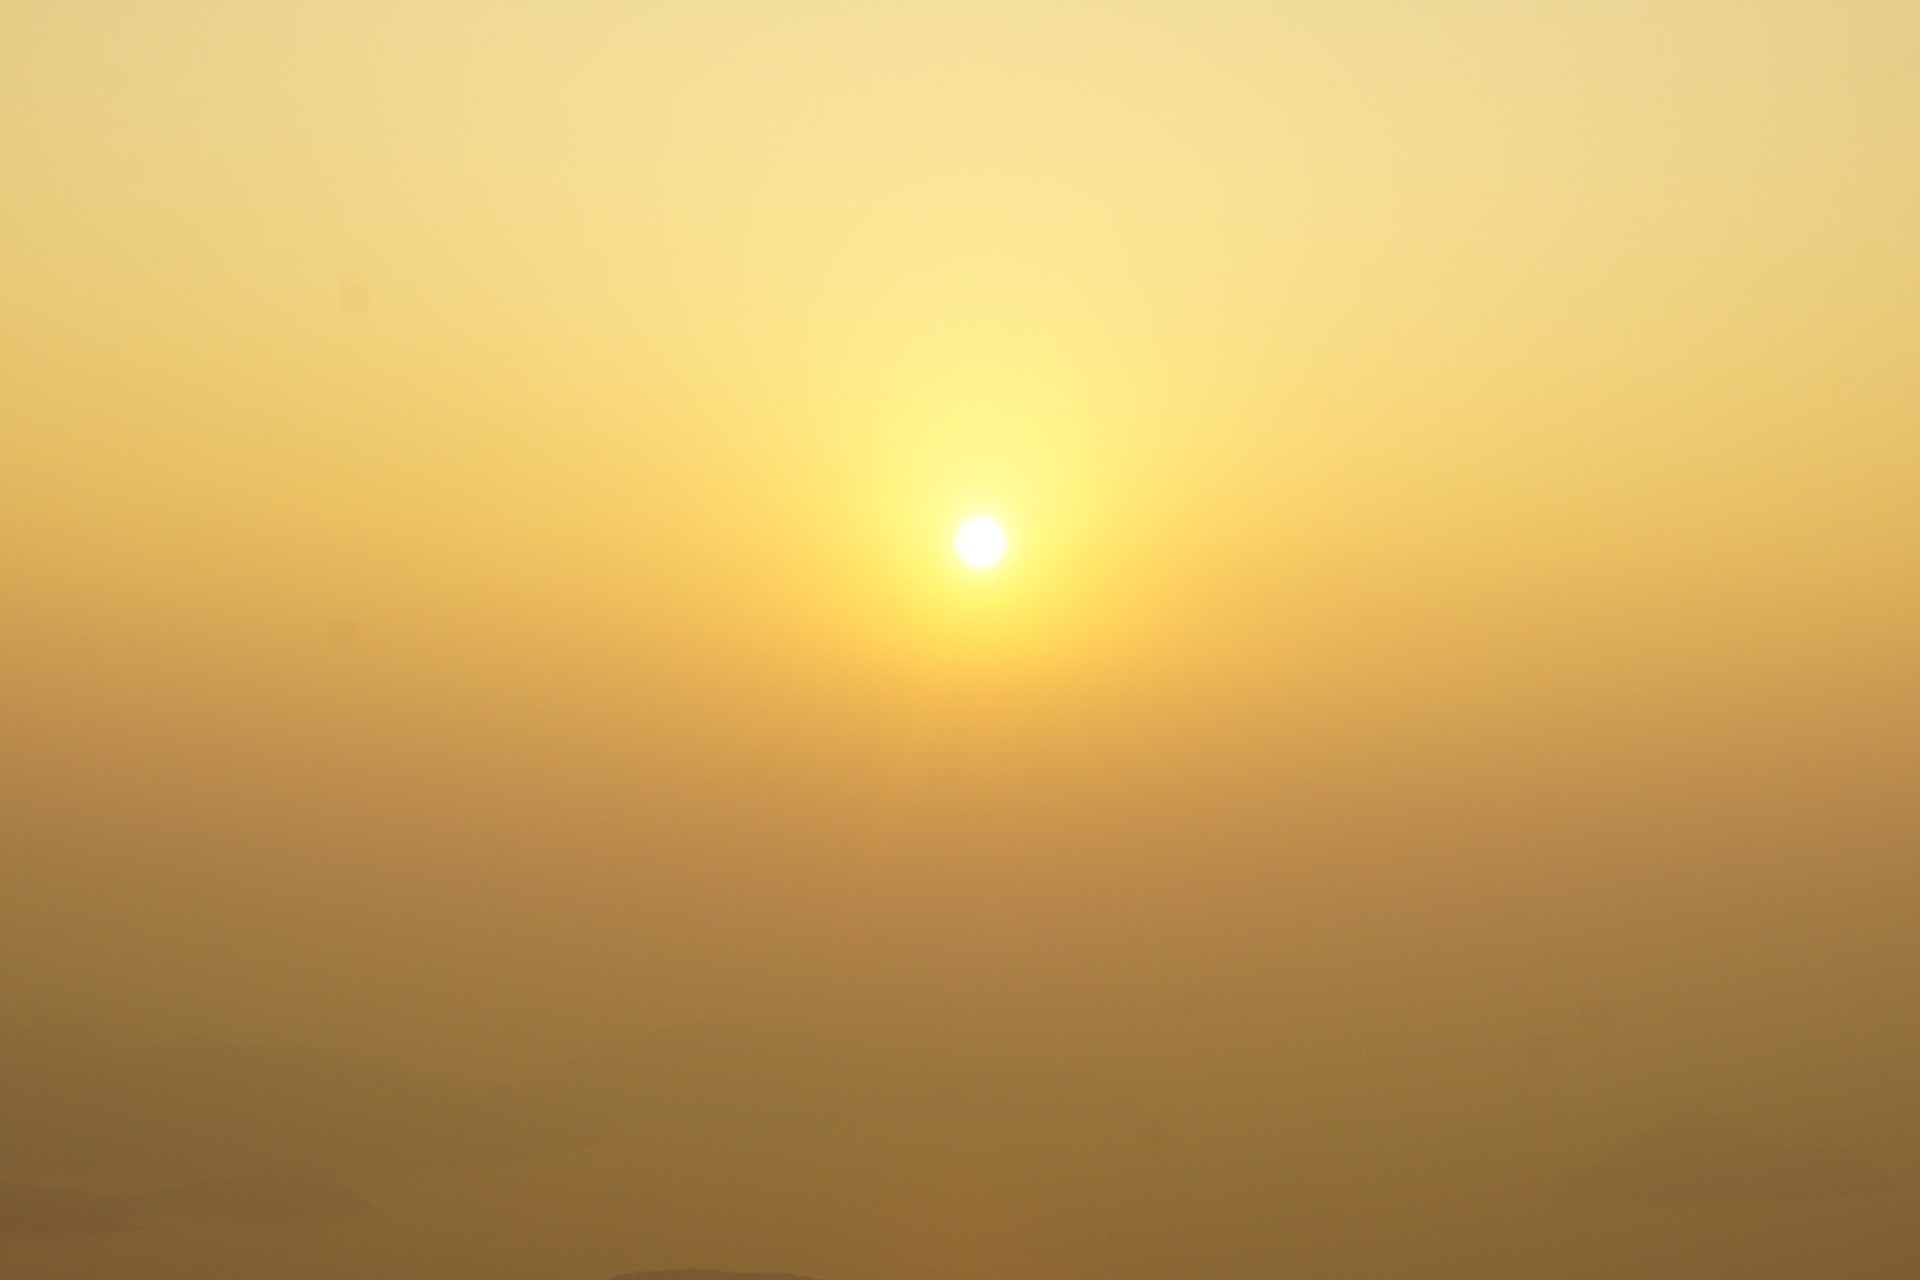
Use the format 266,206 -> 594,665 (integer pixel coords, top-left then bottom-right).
2,6 -> 1919,1274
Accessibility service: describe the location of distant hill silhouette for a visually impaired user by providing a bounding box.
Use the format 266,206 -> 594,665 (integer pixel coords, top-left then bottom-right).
125,1165 -> 370,1221
0,1020 -> 1116,1191
519,1021 -> 1101,1140
0,1166 -> 368,1236
1562,1114 -> 1899,1204
0,1022 -> 582,1181
0,1180 -> 131,1236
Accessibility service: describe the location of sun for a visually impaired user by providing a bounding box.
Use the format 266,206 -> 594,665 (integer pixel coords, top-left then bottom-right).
955,514 -> 1009,570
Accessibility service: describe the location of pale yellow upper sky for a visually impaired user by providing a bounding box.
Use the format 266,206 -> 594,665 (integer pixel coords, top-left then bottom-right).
0,3 -> 1918,1145
2,1 -> 1916,943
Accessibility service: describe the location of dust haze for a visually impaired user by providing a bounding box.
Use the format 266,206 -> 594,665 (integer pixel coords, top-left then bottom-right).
5,3 -> 1919,1278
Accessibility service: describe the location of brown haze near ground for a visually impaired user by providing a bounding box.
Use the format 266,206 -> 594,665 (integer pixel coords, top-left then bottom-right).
3,3 -> 1919,1278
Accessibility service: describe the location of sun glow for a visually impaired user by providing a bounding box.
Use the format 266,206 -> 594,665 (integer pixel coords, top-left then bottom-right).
955,515 -> 1009,570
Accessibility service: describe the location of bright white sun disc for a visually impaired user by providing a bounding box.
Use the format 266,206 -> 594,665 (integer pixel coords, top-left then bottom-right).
955,515 -> 1009,569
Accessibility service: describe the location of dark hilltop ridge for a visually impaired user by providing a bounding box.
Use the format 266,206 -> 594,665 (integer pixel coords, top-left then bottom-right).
1561,1113 -> 1899,1205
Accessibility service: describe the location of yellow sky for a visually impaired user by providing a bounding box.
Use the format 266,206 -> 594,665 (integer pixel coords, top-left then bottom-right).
1,1 -> 1917,1067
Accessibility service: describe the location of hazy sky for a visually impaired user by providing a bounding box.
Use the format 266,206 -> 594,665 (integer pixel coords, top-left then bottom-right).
2,6 -> 1919,1274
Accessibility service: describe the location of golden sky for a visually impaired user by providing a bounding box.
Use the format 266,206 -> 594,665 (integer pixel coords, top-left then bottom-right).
5,8 -> 1920,1279
2,0 -> 1917,1081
